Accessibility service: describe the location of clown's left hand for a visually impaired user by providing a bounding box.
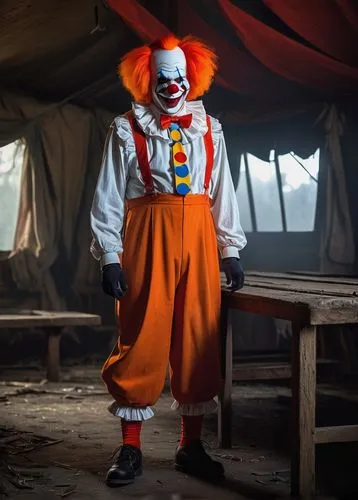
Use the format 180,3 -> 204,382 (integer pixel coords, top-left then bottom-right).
222,257 -> 245,291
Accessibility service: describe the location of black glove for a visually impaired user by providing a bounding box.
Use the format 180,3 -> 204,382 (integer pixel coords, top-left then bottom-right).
102,263 -> 128,299
222,257 -> 244,291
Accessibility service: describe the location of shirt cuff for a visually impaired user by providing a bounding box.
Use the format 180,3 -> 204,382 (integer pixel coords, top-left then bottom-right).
100,252 -> 120,267
221,246 -> 240,259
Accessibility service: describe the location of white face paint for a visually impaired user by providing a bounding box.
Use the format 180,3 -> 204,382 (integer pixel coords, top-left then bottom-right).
151,46 -> 190,115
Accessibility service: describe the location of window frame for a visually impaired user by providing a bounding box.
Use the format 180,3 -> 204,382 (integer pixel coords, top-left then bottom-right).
239,150 -> 320,234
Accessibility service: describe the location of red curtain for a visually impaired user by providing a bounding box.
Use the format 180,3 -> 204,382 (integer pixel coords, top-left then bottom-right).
107,0 -> 312,103
263,0 -> 358,65
218,0 -> 358,93
180,0 -> 316,104
335,0 -> 358,31
107,0 -> 358,111
179,0 -> 285,99
107,0 -> 170,42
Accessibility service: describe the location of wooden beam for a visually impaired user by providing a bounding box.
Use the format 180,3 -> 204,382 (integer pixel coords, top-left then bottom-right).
243,153 -> 258,232
274,151 -> 287,232
231,357 -> 340,383
222,290 -> 311,324
218,305 -> 233,449
0,311 -> 101,328
232,362 -> 291,381
222,284 -> 358,325
45,327 -> 62,382
291,324 -> 317,499
315,425 -> 358,444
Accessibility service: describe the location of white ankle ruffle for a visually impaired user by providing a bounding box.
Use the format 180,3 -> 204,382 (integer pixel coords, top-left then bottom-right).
171,398 -> 218,416
108,402 -> 154,421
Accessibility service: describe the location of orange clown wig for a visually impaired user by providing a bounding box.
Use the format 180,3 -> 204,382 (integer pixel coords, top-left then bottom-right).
118,34 -> 217,104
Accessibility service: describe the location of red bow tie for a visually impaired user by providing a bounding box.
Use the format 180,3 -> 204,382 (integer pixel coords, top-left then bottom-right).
160,113 -> 193,130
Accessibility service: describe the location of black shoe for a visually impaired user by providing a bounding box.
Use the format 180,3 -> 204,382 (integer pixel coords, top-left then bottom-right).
174,440 -> 225,481
106,444 -> 142,486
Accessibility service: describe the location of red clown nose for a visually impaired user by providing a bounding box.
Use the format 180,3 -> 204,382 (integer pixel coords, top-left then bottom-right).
167,83 -> 179,95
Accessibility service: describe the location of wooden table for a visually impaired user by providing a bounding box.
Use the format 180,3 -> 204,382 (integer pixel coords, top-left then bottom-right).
0,310 -> 101,382
218,272 -> 358,499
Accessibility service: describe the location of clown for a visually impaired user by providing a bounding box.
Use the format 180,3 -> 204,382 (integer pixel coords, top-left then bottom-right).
90,35 -> 246,486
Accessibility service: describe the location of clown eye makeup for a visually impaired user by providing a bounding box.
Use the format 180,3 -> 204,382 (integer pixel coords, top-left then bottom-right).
175,77 -> 184,83
157,76 -> 169,85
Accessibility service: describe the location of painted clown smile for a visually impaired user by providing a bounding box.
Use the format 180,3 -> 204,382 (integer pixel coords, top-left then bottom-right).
156,81 -> 186,110
160,95 -> 183,108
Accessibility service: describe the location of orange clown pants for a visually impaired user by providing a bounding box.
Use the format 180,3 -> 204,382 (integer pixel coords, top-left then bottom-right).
101,193 -> 222,407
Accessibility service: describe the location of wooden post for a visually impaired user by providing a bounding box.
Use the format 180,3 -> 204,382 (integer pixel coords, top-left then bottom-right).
291,324 -> 316,499
218,303 -> 233,448
45,328 -> 62,382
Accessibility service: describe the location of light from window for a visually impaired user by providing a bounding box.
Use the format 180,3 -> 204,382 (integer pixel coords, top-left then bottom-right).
280,149 -> 319,231
236,149 -> 320,232
0,139 -> 25,251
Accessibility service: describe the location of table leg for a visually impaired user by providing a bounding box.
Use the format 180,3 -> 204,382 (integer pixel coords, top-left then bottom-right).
45,328 -> 63,382
218,305 -> 233,448
291,324 -> 316,498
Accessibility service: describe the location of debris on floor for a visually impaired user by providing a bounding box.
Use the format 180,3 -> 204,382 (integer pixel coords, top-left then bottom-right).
1,366 -> 358,498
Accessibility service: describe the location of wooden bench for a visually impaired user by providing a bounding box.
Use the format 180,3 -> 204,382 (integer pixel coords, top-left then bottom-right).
219,272 -> 358,499
0,310 -> 101,382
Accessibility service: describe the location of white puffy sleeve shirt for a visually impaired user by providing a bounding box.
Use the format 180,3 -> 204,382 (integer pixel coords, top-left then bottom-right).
90,101 -> 247,266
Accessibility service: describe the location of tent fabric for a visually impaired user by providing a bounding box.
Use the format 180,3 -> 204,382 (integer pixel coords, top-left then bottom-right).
109,0 -> 316,105
178,0 -> 314,104
223,105 -> 324,163
319,106 -> 355,271
336,0 -> 358,31
0,90 -> 113,308
0,92 -> 60,308
263,0 -> 358,66
1,0 -> 358,118
107,0 -> 170,42
218,0 -> 358,94
341,108 -> 358,271
108,0 -> 358,105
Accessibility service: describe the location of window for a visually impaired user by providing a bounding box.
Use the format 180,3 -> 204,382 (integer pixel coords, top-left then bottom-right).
236,149 -> 320,232
0,139 -> 25,251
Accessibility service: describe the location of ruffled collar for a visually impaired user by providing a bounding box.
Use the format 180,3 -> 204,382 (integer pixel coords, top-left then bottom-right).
132,100 -> 208,144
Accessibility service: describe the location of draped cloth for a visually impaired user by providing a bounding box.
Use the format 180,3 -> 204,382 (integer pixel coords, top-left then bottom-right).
0,90 -> 111,308
218,0 -> 358,94
319,105 -> 355,272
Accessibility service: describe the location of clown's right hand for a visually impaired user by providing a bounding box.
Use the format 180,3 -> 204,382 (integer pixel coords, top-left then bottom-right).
101,263 -> 128,299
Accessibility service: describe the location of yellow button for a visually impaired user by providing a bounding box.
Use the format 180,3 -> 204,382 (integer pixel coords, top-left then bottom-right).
173,142 -> 185,154
170,129 -> 181,142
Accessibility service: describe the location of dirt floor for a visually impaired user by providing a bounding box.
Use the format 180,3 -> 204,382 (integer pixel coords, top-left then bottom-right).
1,366 -> 358,499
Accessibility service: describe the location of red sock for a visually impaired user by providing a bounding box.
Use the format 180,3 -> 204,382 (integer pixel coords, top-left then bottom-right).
121,420 -> 142,449
179,415 -> 203,447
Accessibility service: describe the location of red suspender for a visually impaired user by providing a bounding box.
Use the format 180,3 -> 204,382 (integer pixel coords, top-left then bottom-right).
126,111 -> 154,194
203,115 -> 214,192
126,111 -> 214,194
